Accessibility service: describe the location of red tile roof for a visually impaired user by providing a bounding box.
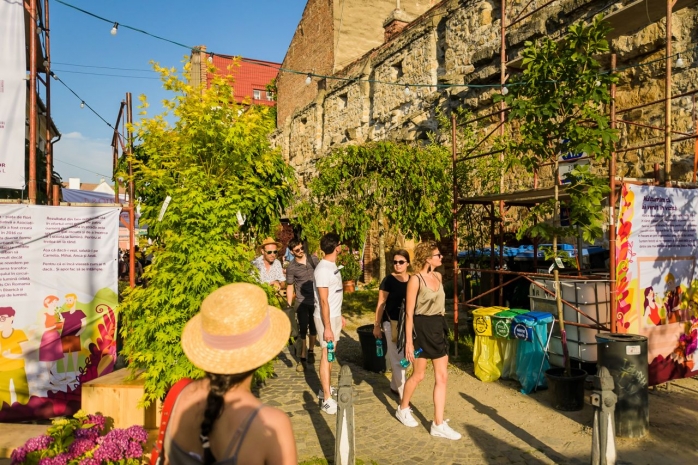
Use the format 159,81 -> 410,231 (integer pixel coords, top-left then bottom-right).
209,56 -> 280,107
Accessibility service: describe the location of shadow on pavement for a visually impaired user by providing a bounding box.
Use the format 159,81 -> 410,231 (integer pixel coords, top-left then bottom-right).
301,391 -> 335,460
460,392 -> 573,464
465,424 -> 551,465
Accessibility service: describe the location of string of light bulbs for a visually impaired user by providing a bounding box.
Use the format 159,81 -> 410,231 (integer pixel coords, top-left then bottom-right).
54,0 -> 696,95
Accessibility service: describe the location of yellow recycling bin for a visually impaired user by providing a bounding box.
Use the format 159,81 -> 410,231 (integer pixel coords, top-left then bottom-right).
472,307 -> 507,382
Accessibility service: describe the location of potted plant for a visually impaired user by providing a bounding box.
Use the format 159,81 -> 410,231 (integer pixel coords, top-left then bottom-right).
337,246 -> 362,292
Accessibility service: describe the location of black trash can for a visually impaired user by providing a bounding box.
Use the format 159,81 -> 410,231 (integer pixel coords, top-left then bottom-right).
357,324 -> 386,373
596,333 -> 649,438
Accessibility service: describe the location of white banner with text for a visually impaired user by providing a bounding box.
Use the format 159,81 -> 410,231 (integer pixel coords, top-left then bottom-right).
0,0 -> 27,189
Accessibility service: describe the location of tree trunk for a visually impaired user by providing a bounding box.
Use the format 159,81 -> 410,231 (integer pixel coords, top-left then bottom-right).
378,210 -> 386,281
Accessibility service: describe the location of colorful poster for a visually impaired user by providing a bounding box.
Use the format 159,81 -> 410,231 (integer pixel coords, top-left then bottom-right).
616,184 -> 698,385
0,205 -> 120,421
0,0 -> 27,189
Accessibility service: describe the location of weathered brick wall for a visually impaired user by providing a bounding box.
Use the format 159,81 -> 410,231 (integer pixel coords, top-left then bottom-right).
275,0 -> 698,277
276,0 -> 335,127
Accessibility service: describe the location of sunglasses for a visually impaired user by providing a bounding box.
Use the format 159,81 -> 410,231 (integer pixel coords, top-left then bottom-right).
292,247 -> 304,253
393,260 -> 407,265
432,253 -> 443,259
265,250 -> 278,255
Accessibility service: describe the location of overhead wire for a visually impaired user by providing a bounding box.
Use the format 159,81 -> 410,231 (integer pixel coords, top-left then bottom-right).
52,69 -> 161,80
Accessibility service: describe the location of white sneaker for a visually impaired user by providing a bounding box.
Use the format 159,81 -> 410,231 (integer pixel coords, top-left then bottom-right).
395,406 -> 418,427
430,420 -> 461,440
320,397 -> 338,415
317,386 -> 336,400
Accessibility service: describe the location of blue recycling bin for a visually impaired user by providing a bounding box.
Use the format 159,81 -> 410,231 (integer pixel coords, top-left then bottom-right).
513,312 -> 555,394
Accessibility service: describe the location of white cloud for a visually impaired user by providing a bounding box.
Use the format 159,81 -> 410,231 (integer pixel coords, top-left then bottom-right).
52,133 -> 114,184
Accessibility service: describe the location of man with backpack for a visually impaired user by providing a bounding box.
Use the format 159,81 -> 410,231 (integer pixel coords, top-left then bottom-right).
285,238 -> 319,372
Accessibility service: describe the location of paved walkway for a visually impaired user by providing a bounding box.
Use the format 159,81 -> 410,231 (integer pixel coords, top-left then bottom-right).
259,327 -> 698,465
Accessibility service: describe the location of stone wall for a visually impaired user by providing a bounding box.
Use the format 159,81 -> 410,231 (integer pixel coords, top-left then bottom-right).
275,0 -> 698,279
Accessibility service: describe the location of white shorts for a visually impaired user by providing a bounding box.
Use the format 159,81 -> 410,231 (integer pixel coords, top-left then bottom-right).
313,316 -> 343,348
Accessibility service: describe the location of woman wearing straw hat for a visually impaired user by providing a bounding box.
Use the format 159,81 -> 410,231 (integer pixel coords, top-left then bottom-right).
163,283 -> 297,464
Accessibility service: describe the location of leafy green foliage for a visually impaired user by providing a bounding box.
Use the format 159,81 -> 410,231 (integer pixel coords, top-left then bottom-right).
337,245 -> 363,281
498,16 -> 618,244
119,60 -> 294,405
295,140 -> 452,278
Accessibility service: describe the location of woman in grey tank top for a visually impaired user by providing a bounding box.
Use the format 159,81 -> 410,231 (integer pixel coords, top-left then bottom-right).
394,241 -> 462,441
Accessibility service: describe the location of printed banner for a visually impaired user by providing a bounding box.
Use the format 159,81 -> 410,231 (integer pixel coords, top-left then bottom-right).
0,205 -> 120,421
616,184 -> 698,385
0,0 -> 27,189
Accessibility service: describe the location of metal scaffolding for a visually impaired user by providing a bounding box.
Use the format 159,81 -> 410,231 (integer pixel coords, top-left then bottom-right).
450,0 -> 698,354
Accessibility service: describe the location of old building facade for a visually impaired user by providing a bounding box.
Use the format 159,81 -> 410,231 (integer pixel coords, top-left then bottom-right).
275,0 -> 698,279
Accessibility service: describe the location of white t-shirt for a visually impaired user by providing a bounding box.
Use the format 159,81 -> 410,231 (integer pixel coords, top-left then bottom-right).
313,259 -> 343,319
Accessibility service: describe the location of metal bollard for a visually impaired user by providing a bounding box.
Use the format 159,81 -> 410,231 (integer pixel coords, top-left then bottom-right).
335,365 -> 356,465
589,366 -> 617,465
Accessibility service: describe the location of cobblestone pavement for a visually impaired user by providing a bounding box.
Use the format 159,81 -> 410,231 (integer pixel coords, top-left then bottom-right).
259,327 -> 698,465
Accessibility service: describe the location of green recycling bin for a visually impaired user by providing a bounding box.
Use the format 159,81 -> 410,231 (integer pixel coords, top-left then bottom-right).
493,310 -> 519,379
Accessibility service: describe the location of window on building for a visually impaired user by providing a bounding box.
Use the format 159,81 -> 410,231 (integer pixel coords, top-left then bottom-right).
266,91 -> 274,100
253,89 -> 262,100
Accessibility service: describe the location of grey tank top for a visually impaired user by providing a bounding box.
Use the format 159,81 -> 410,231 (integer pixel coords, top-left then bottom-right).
165,403 -> 264,465
414,274 -> 445,316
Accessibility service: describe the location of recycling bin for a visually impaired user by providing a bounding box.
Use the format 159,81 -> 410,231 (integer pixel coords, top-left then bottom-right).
513,312 -> 555,394
492,310 -> 520,379
472,307 -> 507,382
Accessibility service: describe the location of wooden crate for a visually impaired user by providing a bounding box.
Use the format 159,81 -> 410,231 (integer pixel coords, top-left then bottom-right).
81,368 -> 161,430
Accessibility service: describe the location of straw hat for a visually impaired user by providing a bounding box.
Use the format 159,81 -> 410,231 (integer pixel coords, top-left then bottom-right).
258,237 -> 282,252
181,283 -> 290,374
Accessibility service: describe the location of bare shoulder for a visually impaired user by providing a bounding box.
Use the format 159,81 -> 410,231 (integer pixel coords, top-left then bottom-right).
257,405 -> 292,429
434,271 -> 443,282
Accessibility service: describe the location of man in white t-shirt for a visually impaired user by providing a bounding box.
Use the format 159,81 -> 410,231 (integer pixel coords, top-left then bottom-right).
313,232 -> 345,415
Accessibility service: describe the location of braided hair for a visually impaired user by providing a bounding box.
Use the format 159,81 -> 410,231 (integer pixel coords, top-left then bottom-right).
200,370 -> 256,440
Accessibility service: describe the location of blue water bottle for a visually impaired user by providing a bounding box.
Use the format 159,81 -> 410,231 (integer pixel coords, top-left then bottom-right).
376,339 -> 384,357
327,341 -> 335,363
400,348 -> 423,368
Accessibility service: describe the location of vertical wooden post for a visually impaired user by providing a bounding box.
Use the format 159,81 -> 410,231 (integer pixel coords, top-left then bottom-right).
451,112 -> 459,356
335,365 -> 355,465
498,0 -> 507,305
44,0 -> 52,202
28,0 -> 38,203
126,93 -> 136,288
609,54 -> 618,334
664,0 -> 674,186
52,184 -> 59,206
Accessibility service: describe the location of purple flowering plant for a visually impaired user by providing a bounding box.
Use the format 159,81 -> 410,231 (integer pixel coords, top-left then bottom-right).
11,410 -> 148,465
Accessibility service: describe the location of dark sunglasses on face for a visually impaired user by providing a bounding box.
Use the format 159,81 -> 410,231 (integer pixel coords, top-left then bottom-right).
432,253 -> 443,259
292,247 -> 304,253
393,260 -> 407,265
265,250 -> 278,255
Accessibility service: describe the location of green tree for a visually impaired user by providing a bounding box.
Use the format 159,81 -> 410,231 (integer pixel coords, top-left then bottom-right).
499,16 -> 618,375
119,60 -> 294,405
296,141 -> 452,280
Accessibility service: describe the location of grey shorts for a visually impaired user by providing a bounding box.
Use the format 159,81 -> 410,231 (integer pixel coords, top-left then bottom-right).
313,316 -> 343,348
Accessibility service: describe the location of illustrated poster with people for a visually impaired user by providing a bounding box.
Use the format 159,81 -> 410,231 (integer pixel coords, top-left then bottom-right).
616,184 -> 698,384
0,205 -> 120,421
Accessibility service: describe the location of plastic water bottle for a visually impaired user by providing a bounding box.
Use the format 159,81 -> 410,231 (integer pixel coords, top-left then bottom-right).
376,339 -> 384,357
327,341 -> 335,363
400,348 -> 423,368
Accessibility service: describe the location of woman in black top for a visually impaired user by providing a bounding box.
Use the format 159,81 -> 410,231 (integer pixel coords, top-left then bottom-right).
373,249 -> 410,399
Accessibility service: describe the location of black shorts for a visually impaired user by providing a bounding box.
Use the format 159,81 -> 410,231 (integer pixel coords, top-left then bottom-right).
295,302 -> 317,338
413,315 -> 449,359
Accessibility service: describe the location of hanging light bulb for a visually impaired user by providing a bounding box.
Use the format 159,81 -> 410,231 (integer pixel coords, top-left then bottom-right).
305,73 -> 312,85
43,60 -> 49,69
110,22 -> 119,36
80,101 -> 85,109
594,80 -> 601,87
501,86 -> 509,96
675,54 -> 686,69
404,85 -> 411,96
207,53 -> 213,63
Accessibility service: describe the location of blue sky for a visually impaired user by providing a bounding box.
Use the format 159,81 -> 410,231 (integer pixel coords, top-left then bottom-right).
49,0 -> 306,184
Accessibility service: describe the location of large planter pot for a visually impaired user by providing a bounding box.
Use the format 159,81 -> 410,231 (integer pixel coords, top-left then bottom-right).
343,280 -> 356,293
544,367 -> 587,411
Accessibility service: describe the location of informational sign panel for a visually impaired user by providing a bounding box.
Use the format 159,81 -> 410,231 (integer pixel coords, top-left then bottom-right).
0,205 -> 120,421
616,184 -> 698,385
0,0 -> 27,189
